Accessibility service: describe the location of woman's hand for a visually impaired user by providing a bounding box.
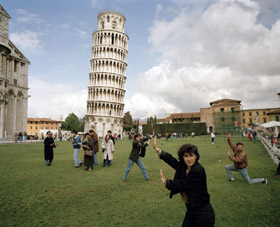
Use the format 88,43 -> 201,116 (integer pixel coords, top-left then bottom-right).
153,136 -> 161,154
227,149 -> 231,156
160,169 -> 166,185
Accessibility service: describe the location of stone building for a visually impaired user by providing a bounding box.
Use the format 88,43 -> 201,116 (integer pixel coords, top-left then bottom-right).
0,5 -> 30,140
84,11 -> 128,138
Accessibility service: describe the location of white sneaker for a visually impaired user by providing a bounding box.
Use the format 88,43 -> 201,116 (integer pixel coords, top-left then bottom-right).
262,178 -> 268,184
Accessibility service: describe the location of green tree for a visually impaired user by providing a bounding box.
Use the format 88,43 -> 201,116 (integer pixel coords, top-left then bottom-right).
62,113 -> 81,132
123,111 -> 133,132
79,116 -> 85,132
132,119 -> 139,134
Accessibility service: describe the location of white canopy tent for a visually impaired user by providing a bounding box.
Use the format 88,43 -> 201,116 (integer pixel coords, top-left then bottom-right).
260,121 -> 280,128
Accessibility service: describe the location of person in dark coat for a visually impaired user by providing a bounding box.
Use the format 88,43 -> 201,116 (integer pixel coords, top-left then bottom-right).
153,136 -> 215,227
122,134 -> 150,182
89,129 -> 99,166
44,131 -> 57,166
79,134 -> 94,172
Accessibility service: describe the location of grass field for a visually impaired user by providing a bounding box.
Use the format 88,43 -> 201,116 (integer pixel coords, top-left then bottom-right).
0,136 -> 279,227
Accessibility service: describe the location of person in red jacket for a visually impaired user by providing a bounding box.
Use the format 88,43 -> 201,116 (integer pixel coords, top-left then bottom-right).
225,133 -> 267,184
248,131 -> 252,141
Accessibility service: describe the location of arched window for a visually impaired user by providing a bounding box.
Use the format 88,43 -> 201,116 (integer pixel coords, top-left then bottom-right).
112,34 -> 114,45
112,21 -> 117,29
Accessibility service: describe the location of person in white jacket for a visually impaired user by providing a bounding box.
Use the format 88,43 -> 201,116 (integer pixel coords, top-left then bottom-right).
102,135 -> 114,167
211,132 -> 215,144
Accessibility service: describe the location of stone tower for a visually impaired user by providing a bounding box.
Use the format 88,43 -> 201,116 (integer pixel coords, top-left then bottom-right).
84,11 -> 128,138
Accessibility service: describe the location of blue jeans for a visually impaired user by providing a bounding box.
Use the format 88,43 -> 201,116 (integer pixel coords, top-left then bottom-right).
123,158 -> 149,180
94,152 -> 98,165
73,148 -> 82,167
225,165 -> 264,184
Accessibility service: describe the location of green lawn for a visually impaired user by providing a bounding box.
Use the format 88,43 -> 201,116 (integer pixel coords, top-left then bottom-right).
0,136 -> 279,227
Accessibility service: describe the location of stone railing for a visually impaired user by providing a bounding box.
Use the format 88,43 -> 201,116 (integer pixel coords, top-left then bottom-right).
260,135 -> 280,165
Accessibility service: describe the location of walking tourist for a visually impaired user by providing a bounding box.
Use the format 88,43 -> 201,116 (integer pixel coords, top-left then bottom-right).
44,131 -> 57,166
191,132 -> 195,139
252,130 -> 257,143
102,135 -> 114,167
72,130 -> 82,168
123,134 -> 151,182
153,136 -> 215,226
225,133 -> 267,184
248,131 -> 252,141
89,129 -> 99,166
211,131 -> 215,144
79,134 -> 94,172
165,132 -> 169,141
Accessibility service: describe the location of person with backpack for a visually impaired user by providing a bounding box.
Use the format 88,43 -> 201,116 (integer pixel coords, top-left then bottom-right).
122,134 -> 150,182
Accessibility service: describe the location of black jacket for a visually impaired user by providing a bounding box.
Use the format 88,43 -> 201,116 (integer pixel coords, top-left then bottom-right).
160,150 -> 210,208
44,137 -> 56,160
128,137 -> 149,162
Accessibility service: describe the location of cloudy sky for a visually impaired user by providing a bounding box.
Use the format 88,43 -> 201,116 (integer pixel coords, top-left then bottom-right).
2,0 -> 280,120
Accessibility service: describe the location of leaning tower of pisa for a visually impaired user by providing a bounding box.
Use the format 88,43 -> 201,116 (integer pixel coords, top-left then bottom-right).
84,11 -> 128,138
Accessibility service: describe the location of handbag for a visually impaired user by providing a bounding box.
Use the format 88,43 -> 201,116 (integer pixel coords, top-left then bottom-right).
85,148 -> 93,157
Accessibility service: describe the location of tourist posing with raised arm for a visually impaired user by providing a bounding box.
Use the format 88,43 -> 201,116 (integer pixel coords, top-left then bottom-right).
225,133 -> 267,184
153,136 -> 215,227
44,131 -> 58,166
122,134 -> 151,182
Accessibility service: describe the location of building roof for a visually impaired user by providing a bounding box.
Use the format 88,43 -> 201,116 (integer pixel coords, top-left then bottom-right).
139,121 -> 147,125
165,112 -> 200,121
243,107 -> 280,112
267,110 -> 280,115
27,118 -> 62,123
210,99 -> 241,106
157,118 -> 167,122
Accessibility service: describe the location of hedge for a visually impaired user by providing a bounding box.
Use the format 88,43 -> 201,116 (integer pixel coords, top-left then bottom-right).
143,122 -> 207,135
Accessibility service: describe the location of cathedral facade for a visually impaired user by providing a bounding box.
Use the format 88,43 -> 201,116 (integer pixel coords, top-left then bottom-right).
84,11 -> 128,137
0,5 -> 30,140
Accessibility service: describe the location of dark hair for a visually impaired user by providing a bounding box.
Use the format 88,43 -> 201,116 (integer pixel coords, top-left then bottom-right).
134,134 -> 140,139
177,144 -> 200,162
236,142 -> 243,147
84,133 -> 90,136
89,130 -> 93,133
107,130 -> 112,133
73,129 -> 78,134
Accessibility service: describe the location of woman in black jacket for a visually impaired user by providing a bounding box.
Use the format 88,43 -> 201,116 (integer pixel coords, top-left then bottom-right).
153,137 -> 215,227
